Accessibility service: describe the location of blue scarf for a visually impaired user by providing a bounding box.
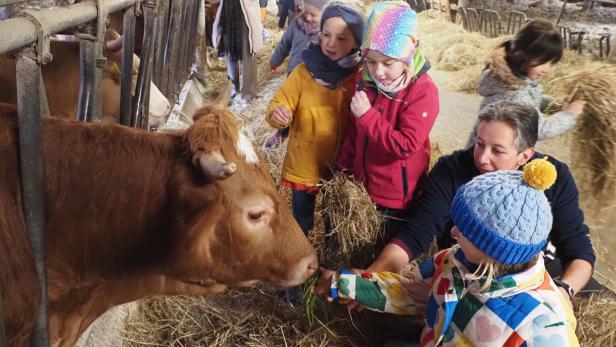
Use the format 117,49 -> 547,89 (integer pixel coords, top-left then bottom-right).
302,43 -> 361,89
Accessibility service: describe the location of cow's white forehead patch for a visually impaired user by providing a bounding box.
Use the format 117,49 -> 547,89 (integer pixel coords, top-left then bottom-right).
236,131 -> 259,164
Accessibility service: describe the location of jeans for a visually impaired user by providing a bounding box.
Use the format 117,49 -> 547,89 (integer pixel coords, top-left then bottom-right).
225,21 -> 257,101
291,189 -> 331,235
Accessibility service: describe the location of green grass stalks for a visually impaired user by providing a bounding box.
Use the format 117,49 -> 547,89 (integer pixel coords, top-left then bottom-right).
301,273 -> 339,338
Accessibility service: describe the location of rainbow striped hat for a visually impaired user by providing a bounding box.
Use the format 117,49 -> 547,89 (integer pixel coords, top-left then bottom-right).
361,1 -> 418,63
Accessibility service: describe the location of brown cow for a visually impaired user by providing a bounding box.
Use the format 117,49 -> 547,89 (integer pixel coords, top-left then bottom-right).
0,37 -> 171,126
0,97 -> 317,346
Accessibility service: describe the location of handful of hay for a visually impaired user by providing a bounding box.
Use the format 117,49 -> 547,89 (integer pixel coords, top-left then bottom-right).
560,65 -> 616,201
318,172 -> 384,268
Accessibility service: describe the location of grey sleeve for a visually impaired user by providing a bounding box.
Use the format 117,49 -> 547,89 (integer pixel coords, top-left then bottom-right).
507,92 -> 577,141
536,111 -> 577,141
270,28 -> 293,68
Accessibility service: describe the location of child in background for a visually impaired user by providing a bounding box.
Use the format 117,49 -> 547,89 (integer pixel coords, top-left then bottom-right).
264,0 -> 329,149
270,0 -> 329,75
266,3 -> 365,301
212,0 -> 263,107
319,160 -> 579,346
337,1 -> 439,243
476,19 -> 585,142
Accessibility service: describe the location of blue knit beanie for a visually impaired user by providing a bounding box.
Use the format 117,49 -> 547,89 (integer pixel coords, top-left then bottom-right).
320,4 -> 365,45
450,158 -> 558,265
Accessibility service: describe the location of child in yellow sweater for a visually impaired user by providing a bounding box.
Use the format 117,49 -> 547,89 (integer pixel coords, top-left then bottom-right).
266,3 -> 365,302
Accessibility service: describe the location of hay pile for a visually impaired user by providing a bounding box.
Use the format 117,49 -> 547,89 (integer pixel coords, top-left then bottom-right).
417,12 -> 508,92
558,65 -> 616,201
122,283 -> 423,347
575,292 -> 616,346
122,285 -> 357,346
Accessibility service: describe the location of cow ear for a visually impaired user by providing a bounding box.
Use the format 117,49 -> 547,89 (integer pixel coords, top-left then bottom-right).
210,80 -> 233,110
193,150 -> 236,180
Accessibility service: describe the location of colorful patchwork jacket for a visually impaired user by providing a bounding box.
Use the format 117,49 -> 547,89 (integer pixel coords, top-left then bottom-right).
329,246 -> 579,346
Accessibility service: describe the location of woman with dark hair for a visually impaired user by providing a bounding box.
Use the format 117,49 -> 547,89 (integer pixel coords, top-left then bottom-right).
476,19 -> 586,141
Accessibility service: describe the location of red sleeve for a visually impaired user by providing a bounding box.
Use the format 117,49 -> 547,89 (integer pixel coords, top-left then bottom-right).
356,75 -> 440,159
336,76 -> 362,170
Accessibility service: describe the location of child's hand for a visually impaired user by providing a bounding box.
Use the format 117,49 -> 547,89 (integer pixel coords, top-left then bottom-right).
564,100 -> 586,117
271,106 -> 293,127
351,91 -> 371,118
315,267 -> 335,301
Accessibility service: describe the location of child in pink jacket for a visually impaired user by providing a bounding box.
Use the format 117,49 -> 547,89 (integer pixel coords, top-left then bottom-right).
337,1 -> 439,242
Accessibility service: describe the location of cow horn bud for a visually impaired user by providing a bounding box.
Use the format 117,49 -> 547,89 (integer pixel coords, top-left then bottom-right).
197,150 -> 237,180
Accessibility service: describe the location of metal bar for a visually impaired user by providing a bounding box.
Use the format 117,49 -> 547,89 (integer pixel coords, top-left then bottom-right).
132,0 -> 157,128
120,6 -> 136,126
91,0 -> 107,120
77,40 -> 95,121
0,0 -> 137,55
176,0 -> 191,98
152,0 -> 169,87
556,0 -> 568,26
16,50 -> 49,347
165,0 -> 183,98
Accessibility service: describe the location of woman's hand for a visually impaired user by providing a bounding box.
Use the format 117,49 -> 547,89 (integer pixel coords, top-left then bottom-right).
564,100 -> 586,117
270,106 -> 293,127
351,91 -> 371,118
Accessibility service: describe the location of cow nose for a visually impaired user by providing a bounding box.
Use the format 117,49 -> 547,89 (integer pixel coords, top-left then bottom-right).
304,251 -> 318,277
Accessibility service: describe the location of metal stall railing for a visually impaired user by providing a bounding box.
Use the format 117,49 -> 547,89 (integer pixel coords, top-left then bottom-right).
0,0 -> 138,345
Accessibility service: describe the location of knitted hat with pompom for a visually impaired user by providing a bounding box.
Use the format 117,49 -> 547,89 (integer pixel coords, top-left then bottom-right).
450,157 -> 557,265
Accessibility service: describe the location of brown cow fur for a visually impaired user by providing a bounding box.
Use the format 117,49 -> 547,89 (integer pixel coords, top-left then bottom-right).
0,40 -> 128,123
0,104 -> 317,346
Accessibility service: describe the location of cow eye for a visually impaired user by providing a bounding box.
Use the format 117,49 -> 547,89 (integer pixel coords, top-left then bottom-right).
248,211 -> 265,222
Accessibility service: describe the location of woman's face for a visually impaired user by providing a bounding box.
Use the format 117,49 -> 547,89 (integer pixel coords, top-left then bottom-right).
364,49 -> 407,85
473,121 -> 534,174
320,16 -> 357,61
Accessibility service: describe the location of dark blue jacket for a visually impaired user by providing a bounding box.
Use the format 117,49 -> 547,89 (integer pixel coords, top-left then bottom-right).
392,147 -> 596,267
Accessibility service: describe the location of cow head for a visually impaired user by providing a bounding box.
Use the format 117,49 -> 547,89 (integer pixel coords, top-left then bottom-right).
103,31 -> 171,125
167,99 -> 317,289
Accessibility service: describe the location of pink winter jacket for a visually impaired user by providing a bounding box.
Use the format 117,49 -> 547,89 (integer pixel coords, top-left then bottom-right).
337,70 -> 440,209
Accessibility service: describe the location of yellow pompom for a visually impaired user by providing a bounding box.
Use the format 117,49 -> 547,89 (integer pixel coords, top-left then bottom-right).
523,157 -> 557,191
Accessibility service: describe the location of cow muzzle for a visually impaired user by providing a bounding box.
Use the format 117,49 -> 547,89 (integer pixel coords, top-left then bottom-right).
271,250 -> 318,288
148,82 -> 172,127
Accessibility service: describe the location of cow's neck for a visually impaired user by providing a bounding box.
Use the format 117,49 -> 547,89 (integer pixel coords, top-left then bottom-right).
43,120 -> 189,279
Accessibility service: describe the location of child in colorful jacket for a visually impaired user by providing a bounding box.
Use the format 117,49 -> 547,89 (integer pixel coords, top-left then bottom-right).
337,1 -> 439,236
319,159 -> 579,346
